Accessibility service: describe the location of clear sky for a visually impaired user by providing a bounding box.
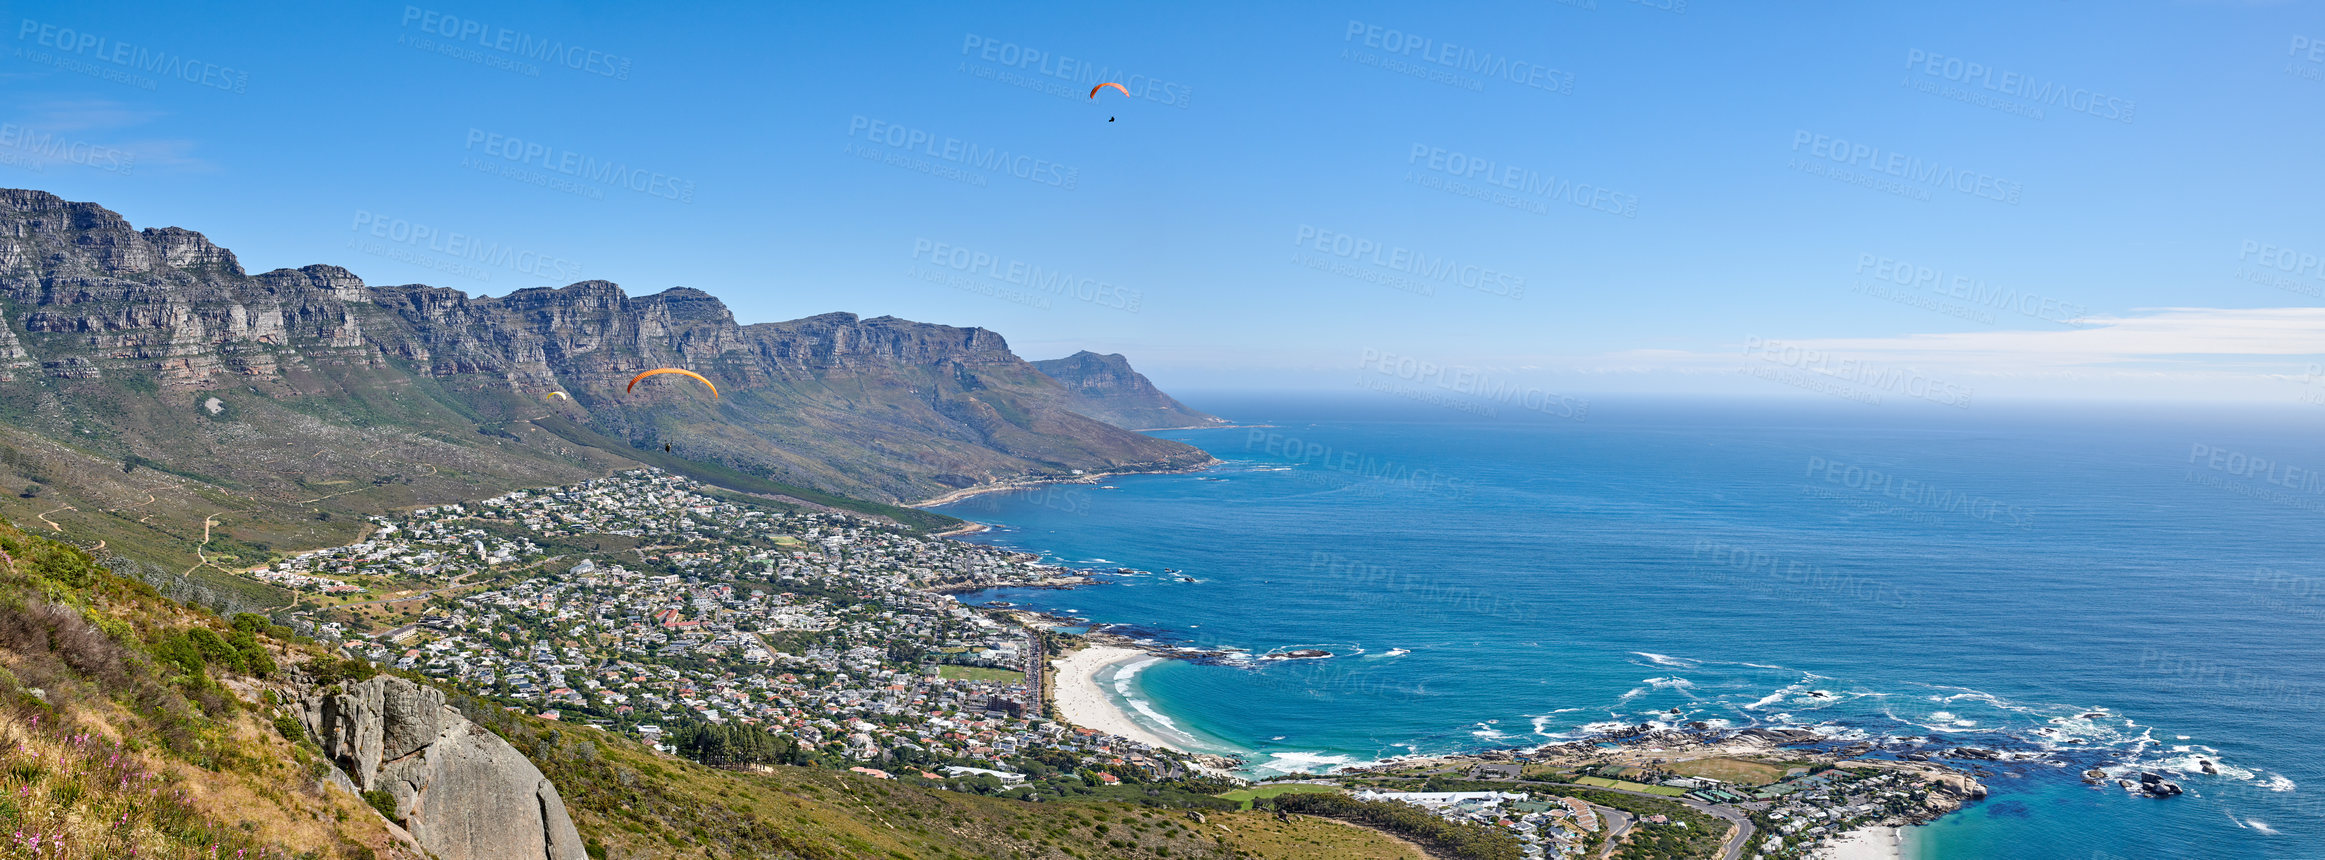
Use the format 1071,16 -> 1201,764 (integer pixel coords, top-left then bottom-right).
5,0 -> 2323,406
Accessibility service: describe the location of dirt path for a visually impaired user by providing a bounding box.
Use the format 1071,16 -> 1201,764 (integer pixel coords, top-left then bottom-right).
181,509 -> 251,579
297,485 -> 372,504
33,504 -> 74,532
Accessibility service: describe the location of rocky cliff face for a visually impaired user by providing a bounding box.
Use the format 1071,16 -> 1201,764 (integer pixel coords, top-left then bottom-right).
0,189 -> 381,390
1031,351 -> 1224,430
301,676 -> 586,860
0,188 -> 1210,504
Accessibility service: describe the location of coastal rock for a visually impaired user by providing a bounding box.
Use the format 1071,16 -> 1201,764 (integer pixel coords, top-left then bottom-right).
1260,649 -> 1332,660
300,676 -> 585,860
2137,771 -> 2183,798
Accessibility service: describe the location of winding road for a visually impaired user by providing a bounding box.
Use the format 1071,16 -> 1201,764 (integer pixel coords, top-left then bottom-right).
1592,806 -> 1632,860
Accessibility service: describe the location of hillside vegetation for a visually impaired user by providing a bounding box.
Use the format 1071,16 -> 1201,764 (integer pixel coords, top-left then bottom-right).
0,515 -> 403,859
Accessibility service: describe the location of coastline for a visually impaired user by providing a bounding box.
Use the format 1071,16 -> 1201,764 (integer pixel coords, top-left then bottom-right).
1812,825 -> 1905,860
1048,643 -> 1191,753
909,458 -> 1222,508
1127,422 -> 1275,432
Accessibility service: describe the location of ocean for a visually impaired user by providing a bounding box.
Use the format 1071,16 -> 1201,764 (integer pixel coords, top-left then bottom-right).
943,394 -> 2325,858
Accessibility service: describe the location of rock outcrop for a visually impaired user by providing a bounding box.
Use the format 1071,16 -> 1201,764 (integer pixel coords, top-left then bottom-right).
1030,351 -> 1223,430
300,676 -> 586,860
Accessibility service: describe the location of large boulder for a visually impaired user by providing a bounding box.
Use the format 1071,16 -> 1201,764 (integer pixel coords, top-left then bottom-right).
301,676 -> 585,860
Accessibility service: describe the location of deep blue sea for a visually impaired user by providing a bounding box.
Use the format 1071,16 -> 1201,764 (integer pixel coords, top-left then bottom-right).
944,395 -> 2325,859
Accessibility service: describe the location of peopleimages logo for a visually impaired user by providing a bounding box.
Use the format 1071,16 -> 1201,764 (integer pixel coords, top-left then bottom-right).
957,34 -> 1191,107
1902,49 -> 2135,123
1357,348 -> 1589,420
0,124 -> 135,174
399,6 -> 632,79
1691,540 -> 1917,610
908,239 -> 1139,312
1407,144 -> 1638,218
2237,240 -> 2325,282
1245,430 -> 1475,500
350,211 -> 584,282
847,116 -> 1080,191
2187,444 -> 2324,494
1742,336 -> 1974,408
1789,131 -> 2022,204
2288,35 -> 2325,82
1853,253 -> 2085,324
1342,20 -> 1575,95
1293,225 -> 1525,299
14,18 -> 248,93
1803,456 -> 2033,529
462,129 -> 695,202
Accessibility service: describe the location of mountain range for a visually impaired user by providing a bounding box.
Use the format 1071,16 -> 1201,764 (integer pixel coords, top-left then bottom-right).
0,188 -> 1212,587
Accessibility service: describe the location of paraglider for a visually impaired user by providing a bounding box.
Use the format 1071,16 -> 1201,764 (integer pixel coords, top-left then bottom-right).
545,391 -> 570,401
1090,82 -> 1129,121
625,368 -> 718,399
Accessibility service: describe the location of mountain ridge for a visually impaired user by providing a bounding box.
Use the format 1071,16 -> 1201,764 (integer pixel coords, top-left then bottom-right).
1031,350 -> 1225,430
0,188 -> 1209,579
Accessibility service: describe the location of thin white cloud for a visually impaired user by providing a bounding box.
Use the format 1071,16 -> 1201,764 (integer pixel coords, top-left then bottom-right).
0,98 -> 215,174
1783,307 -> 2325,362
1563,306 -> 2325,401
1586,307 -> 2325,373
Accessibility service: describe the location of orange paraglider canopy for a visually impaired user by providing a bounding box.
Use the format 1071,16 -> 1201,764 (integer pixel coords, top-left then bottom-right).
1089,82 -> 1130,99
625,368 -> 718,399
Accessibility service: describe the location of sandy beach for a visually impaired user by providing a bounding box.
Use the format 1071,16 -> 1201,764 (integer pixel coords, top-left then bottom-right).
908,459 -> 1223,508
1048,644 -> 1189,753
1813,825 -> 1905,860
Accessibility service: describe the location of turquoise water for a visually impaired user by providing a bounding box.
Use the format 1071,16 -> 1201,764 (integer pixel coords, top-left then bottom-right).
944,396 -> 2325,858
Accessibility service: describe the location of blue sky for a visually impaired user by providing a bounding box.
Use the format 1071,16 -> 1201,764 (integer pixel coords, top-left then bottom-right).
5,0 -> 2324,406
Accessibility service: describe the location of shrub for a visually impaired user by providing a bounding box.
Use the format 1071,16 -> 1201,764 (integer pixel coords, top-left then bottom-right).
361,789 -> 400,823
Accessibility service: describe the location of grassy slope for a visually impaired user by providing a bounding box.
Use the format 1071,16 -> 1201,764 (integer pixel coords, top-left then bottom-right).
1212,812 -> 1424,860
0,352 -> 627,592
0,516 -> 404,859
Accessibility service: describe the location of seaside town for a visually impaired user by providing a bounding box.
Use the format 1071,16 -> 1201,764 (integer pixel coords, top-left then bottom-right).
251,467 -> 1986,859
264,469 -> 1231,787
